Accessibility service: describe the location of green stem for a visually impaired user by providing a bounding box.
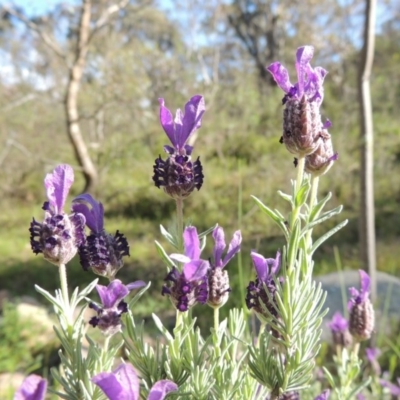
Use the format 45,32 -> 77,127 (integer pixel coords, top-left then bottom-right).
175,309 -> 183,329
176,197 -> 184,252
213,307 -> 219,332
290,156 -> 305,230
59,263 -> 72,326
295,156 -> 305,194
305,175 -> 319,272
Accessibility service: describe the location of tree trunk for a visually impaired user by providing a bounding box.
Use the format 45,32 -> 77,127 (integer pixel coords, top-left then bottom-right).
64,0 -> 98,193
358,0 -> 377,302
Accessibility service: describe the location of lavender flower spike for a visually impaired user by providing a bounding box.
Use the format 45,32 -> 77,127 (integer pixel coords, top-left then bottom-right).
72,193 -> 130,279
14,374 -> 47,400
162,226 -> 209,311
348,270 -> 375,341
246,250 -> 281,322
89,279 -> 146,336
327,311 -> 352,347
29,164 -> 86,266
153,95 -> 205,199
267,46 -> 332,158
92,363 -> 178,400
207,225 -> 242,308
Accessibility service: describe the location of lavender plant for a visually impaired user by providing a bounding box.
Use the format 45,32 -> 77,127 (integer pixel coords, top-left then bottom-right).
17,45 -> 380,400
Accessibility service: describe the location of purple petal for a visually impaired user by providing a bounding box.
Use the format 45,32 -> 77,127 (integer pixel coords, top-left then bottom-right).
359,269 -> 371,298
72,193 -> 104,232
266,62 -> 292,93
221,230 -> 242,268
96,280 -> 129,309
251,251 -> 280,282
366,347 -> 381,363
183,226 -> 201,260
270,251 -> 281,275
148,380 -> 178,400
44,164 -> 74,214
295,46 -> 314,98
159,98 -> 176,147
212,225 -> 226,267
177,95 -> 205,149
14,374 -> 47,400
183,260 -> 209,281
251,251 -> 268,282
380,379 -> 400,396
126,281 -> 147,291
327,311 -> 348,332
92,363 -> 139,400
314,389 -> 330,400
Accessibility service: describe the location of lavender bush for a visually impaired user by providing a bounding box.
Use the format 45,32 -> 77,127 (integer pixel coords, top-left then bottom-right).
17,45 -> 387,400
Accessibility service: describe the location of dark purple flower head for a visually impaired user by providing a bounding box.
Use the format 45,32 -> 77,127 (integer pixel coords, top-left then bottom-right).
92,363 -> 178,400
348,270 -> 375,341
246,250 -> 281,321
14,374 -> 47,400
314,389 -> 330,400
380,378 -> 400,396
327,311 -> 352,348
89,279 -> 146,336
29,165 -> 86,266
207,226 -> 241,308
153,96 -> 205,199
267,46 -> 331,157
162,226 -> 209,312
72,194 -> 130,280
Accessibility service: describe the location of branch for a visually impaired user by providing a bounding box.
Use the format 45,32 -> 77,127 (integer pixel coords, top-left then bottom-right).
3,6 -> 67,62
92,0 -> 129,32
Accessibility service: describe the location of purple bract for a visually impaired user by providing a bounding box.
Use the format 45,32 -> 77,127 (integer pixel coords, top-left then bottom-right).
162,226 -> 209,311
29,164 -> 85,266
89,279 -> 146,336
14,374 -> 47,400
92,363 -> 178,400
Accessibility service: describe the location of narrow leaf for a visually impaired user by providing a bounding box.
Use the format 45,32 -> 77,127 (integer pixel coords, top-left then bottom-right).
311,219 -> 348,253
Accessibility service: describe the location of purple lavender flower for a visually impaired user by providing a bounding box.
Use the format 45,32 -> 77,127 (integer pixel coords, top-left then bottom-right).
267,46 -> 333,158
327,311 -> 352,347
162,226 -> 209,311
14,374 -> 47,400
29,164 -> 85,266
366,347 -> 381,376
92,363 -> 178,400
314,389 -> 330,400
152,95 -> 205,199
246,250 -> 281,322
89,279 -> 146,336
207,225 -> 241,308
380,378 -> 400,396
71,193 -> 130,279
348,270 -> 375,341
